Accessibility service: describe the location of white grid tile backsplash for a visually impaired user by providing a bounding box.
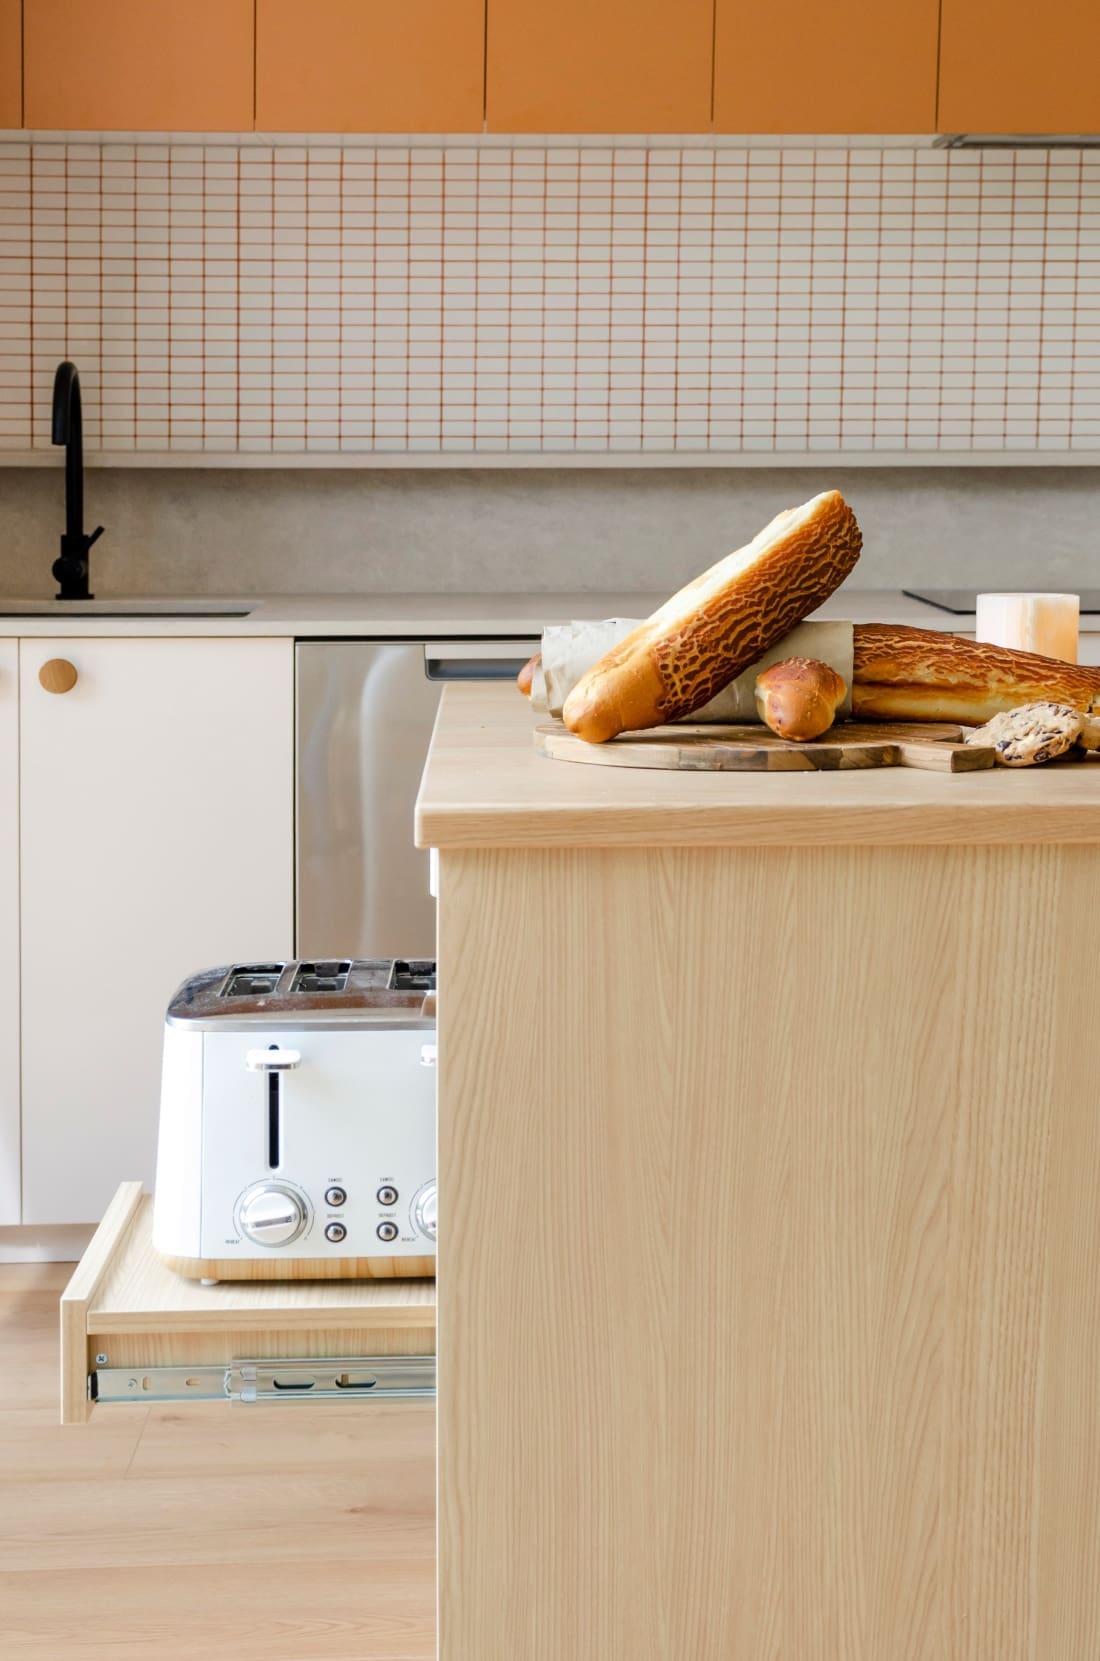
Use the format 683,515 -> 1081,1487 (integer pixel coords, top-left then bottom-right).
1,139 -> 1099,458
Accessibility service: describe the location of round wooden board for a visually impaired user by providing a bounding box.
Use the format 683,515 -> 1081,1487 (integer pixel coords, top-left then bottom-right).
535,720 -> 997,773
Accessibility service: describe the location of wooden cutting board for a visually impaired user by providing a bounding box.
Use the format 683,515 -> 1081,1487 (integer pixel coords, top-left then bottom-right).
535,720 -> 997,773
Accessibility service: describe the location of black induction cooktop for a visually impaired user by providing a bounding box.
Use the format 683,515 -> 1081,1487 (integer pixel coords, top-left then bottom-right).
904,588 -> 1100,615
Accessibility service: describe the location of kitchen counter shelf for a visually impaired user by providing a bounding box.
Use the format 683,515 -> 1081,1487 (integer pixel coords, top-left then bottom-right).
60,1184 -> 436,1424
416,684 -> 1100,849
0,589 -> 971,639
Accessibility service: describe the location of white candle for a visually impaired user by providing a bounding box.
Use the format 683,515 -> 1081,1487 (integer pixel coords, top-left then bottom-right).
975,592 -> 1080,663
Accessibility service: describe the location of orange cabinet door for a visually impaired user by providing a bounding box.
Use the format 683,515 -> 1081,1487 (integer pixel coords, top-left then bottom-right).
940,0 -> 1100,131
715,0 -> 938,132
257,0 -> 484,131
24,1 -> 253,130
0,0 -> 20,127
486,0 -> 712,133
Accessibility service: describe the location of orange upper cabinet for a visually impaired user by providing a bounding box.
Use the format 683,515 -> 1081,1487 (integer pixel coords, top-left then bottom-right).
940,0 -> 1100,132
486,0 -> 712,133
715,0 -> 938,132
256,0 -> 484,132
23,1 -> 253,130
0,0 -> 20,127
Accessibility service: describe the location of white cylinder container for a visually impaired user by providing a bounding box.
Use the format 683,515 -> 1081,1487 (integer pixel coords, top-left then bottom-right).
975,592 -> 1080,663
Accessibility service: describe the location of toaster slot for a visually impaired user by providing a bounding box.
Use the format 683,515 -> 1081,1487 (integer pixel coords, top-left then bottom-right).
268,1069 -> 280,1169
223,963 -> 284,997
291,960 -> 351,994
388,959 -> 437,993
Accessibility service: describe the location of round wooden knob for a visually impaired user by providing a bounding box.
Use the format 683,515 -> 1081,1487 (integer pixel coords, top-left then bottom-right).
38,658 -> 78,695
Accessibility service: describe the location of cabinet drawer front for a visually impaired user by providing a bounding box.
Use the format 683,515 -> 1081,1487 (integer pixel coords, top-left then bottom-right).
0,0 -> 19,126
0,642 -> 17,1225
61,1186 -> 436,1422
256,0 -> 485,132
715,0 -> 938,133
939,0 -> 1100,132
20,638 -> 294,1226
23,0 -> 254,130
486,0 -> 713,133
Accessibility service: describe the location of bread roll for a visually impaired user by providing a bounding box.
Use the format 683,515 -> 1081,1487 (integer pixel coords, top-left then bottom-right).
517,651 -> 541,698
562,490 -> 862,743
852,624 -> 1100,723
754,657 -> 848,742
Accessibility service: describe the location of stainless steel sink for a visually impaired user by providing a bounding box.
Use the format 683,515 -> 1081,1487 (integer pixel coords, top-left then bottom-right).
0,599 -> 253,618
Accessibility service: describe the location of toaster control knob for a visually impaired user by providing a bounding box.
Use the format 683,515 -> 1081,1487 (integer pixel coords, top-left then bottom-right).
412,1181 -> 437,1243
238,1185 -> 306,1247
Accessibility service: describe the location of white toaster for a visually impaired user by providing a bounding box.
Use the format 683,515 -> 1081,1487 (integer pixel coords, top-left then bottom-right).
152,958 -> 437,1281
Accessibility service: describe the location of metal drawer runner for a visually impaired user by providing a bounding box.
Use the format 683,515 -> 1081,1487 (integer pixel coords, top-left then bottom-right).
92,1354 -> 436,1405
61,1183 -> 438,1423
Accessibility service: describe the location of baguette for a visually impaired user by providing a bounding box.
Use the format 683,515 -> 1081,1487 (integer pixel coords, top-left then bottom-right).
562,490 -> 862,742
517,651 -> 540,698
852,624 -> 1100,723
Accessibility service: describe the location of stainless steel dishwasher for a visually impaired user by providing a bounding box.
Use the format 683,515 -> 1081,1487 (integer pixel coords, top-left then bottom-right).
296,639 -> 537,959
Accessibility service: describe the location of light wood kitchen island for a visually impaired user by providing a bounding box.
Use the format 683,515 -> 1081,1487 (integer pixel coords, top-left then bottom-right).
417,684 -> 1100,1661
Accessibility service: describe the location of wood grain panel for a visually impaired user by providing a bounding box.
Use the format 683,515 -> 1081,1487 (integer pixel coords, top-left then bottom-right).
257,0 -> 484,132
96,1326 -> 436,1368
0,0 -> 20,126
939,0 -> 1100,132
158,1249 -> 436,1282
63,1193 -> 435,1420
486,0 -> 712,133
59,1181 -> 144,1424
437,841 -> 1100,1659
86,1196 -> 436,1333
24,0 -> 254,130
416,686 -> 1100,850
715,0 -> 938,132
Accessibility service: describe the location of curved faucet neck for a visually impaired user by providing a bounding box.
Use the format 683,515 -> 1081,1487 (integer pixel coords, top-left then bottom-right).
52,360 -> 83,544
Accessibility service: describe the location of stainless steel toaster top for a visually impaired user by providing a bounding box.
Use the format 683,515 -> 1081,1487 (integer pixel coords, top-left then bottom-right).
166,958 -> 437,1030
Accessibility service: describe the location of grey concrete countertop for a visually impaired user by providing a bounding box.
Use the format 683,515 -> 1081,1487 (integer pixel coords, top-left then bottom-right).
0,587 -> 964,639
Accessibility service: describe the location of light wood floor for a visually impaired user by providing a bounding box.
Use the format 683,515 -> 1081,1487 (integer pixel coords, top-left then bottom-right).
0,1262 -> 436,1661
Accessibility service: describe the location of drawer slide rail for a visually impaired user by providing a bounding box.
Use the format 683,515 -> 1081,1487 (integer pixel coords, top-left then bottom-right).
91,1355 -> 436,1405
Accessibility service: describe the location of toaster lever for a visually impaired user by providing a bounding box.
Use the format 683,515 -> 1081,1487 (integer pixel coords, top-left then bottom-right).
245,1048 -> 302,1072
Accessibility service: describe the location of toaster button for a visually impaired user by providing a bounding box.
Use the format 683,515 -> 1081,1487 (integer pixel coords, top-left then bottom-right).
324,1221 -> 348,1244
324,1186 -> 347,1207
376,1220 -> 399,1243
376,1185 -> 398,1207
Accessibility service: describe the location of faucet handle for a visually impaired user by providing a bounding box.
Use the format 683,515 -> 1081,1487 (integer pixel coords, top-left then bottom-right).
84,526 -> 104,551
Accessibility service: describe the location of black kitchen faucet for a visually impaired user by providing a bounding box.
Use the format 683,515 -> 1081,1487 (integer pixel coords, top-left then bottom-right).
51,360 -> 104,600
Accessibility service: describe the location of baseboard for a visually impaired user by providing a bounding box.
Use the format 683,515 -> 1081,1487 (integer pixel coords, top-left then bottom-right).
0,1224 -> 96,1262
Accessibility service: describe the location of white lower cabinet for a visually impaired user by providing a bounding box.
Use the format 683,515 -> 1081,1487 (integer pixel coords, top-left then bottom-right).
0,642 -> 19,1224
19,637 -> 294,1225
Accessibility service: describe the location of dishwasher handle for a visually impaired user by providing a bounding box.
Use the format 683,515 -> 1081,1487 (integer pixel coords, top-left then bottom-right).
423,640 -> 539,682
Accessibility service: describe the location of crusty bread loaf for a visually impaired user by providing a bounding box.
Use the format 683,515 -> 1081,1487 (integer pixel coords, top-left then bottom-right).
852,624 -> 1100,723
754,657 -> 847,742
562,491 -> 862,743
517,651 -> 540,698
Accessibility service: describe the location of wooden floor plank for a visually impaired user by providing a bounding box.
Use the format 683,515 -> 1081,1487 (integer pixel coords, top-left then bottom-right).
0,1559 -> 435,1660
0,1263 -> 437,1661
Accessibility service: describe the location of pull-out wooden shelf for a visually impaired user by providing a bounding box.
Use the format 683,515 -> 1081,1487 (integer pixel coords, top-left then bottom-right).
60,1183 -> 437,1423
